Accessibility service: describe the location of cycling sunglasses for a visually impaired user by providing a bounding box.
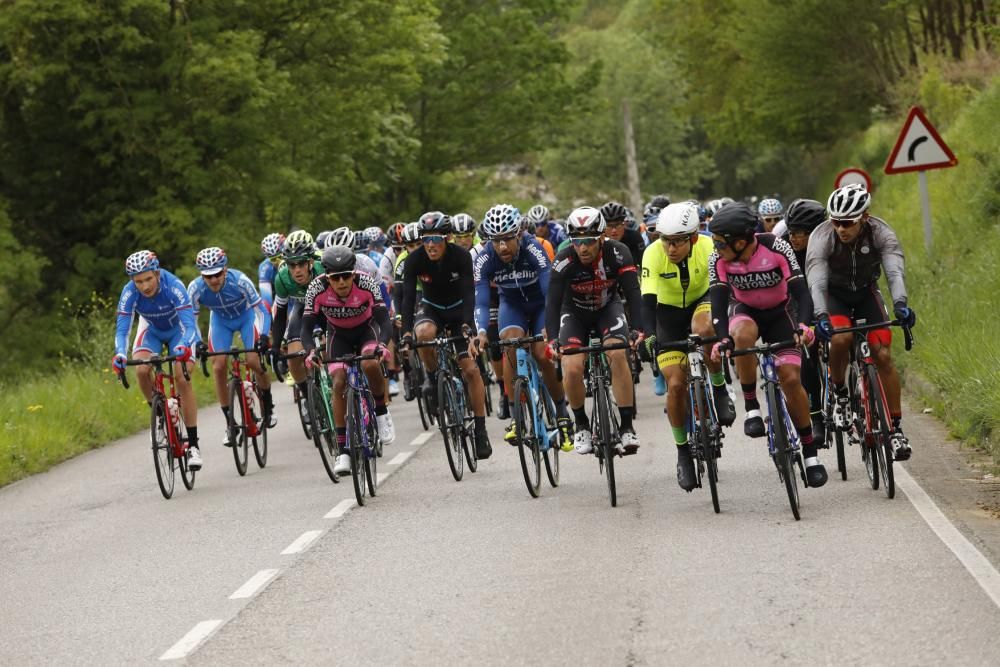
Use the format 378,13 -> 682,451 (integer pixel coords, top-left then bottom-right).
491,234 -> 519,246
830,216 -> 862,229
570,236 -> 600,247
421,235 -> 447,244
660,235 -> 691,247
328,272 -> 354,282
762,216 -> 782,225
454,232 -> 475,240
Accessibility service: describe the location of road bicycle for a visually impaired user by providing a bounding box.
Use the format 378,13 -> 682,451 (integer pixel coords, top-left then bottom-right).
411,334 -> 477,481
730,340 -> 810,520
280,348 -> 341,484
476,347 -> 496,417
658,334 -> 729,514
821,319 -> 914,499
200,344 -> 269,476
563,338 -> 631,508
402,348 -> 435,431
333,351 -> 386,506
116,354 -> 196,499
498,335 -> 563,497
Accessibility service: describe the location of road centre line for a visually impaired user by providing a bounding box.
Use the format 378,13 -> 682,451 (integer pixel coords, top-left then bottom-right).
388,451 -> 412,465
898,466 -> 1000,610
324,499 -> 356,519
410,432 -> 433,446
280,530 -> 323,555
159,619 -> 223,661
228,569 -> 280,600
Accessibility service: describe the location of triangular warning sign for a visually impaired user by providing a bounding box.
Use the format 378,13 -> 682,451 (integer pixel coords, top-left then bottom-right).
884,106 -> 958,174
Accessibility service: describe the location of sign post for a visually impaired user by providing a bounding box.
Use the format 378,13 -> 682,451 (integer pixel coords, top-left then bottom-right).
883,106 -> 958,253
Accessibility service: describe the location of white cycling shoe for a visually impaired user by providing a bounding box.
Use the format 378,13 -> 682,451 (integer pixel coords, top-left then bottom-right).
187,447 -> 203,471
388,379 -> 400,397
334,453 -> 351,477
573,429 -> 594,455
377,413 -> 396,445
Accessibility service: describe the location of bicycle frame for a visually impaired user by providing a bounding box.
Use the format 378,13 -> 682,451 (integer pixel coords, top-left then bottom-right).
120,356 -> 188,459
344,358 -> 378,459
202,347 -> 265,439
758,352 -> 802,465
501,337 -> 558,453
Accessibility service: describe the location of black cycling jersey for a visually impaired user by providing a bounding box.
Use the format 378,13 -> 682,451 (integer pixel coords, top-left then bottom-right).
620,229 -> 647,269
544,239 -> 644,340
400,244 -> 476,333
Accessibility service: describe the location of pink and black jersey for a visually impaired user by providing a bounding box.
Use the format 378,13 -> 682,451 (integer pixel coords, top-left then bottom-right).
300,272 -> 391,349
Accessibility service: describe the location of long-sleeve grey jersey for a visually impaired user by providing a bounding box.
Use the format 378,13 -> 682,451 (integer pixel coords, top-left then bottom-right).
805,216 -> 907,316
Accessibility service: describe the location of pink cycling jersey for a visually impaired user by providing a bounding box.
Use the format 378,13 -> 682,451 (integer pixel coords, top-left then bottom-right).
708,234 -> 802,310
303,271 -> 384,329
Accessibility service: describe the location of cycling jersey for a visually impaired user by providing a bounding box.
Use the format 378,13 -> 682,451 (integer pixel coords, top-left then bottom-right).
708,233 -> 812,338
805,215 -> 907,316
544,239 -> 644,340
115,269 -> 197,356
640,236 -> 711,309
258,258 -> 279,308
271,260 -> 324,347
301,271 -> 390,337
188,268 -> 271,351
535,222 -> 567,248
472,235 -> 550,334
273,260 -> 324,308
355,252 -> 393,312
400,244 -> 476,334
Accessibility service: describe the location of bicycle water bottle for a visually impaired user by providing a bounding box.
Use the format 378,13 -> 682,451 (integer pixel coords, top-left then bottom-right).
243,380 -> 259,417
167,397 -> 180,424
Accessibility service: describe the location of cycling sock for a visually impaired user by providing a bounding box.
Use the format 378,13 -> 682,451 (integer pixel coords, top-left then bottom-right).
497,378 -> 505,396
375,403 -> 388,417
474,416 -> 486,433
428,369 -> 438,383
375,393 -> 387,409
335,427 -> 347,449
672,425 -> 688,446
710,371 -> 726,387
296,380 -> 309,396
892,414 -> 902,429
221,405 -> 231,420
618,406 -> 634,432
798,425 -> 816,458
186,426 -> 199,449
261,388 -> 273,407
555,398 -> 569,419
833,383 -> 847,398
742,383 -> 759,411
573,406 -> 589,431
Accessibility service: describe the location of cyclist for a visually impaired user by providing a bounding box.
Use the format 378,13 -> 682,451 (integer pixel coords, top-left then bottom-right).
707,203 -> 827,487
783,198 -> 828,442
758,198 -> 784,234
362,226 -> 395,290
302,246 -> 395,476
545,206 -> 646,455
452,213 -> 478,251
393,222 -> 426,402
806,184 -> 914,461
474,204 -> 571,449
400,211 -> 492,459
600,201 -> 646,267
468,223 -> 511,420
384,222 -> 406,271
641,204 -> 735,491
188,247 -> 275,444
269,230 -> 324,428
113,251 -> 202,470
526,204 -> 567,248
258,233 -> 285,311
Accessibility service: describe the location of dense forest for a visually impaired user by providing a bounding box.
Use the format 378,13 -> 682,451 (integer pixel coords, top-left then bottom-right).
0,0 -> 996,374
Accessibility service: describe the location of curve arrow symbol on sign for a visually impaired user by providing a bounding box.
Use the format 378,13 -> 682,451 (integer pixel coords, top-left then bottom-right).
907,136 -> 928,162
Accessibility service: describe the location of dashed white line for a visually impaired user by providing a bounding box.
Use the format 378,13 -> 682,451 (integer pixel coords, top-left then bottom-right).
280,530 -> 323,555
324,499 -> 356,519
377,473 -> 388,485
410,432 -> 433,446
898,466 -> 1000,609
159,619 -> 223,660
388,452 -> 412,465
228,569 -> 279,600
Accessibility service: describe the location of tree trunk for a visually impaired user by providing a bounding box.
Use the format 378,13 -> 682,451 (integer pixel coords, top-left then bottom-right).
941,0 -> 963,58
903,7 -> 921,66
622,100 -> 642,215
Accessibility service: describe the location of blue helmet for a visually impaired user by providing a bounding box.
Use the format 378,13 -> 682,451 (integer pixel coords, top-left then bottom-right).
125,250 -> 159,276
195,247 -> 228,275
758,198 -> 783,217
481,204 -> 521,238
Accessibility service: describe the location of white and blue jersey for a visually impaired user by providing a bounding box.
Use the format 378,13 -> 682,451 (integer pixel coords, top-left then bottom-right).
188,269 -> 271,352
537,222 -> 567,248
258,258 -> 278,309
473,236 -> 550,336
115,269 -> 197,356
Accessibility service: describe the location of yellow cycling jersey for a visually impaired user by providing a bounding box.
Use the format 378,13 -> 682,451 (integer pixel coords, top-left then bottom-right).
640,236 -> 711,308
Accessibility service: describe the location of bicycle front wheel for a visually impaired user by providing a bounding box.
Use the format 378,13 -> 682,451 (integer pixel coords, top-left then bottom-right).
866,364 -> 895,499
694,380 -> 720,514
347,388 -> 368,506
294,385 -> 312,440
541,388 -> 559,488
229,381 -> 249,477
766,383 -> 800,520
150,395 -> 175,499
309,377 -> 340,484
252,385 -> 268,469
364,392 -> 379,497
594,381 -> 617,508
439,374 -> 464,482
512,378 -> 541,498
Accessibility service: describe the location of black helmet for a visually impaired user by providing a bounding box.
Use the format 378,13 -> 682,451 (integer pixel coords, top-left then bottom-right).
321,245 -> 357,274
648,194 -> 671,209
600,201 -> 628,223
419,210 -> 452,234
709,202 -> 758,241
785,198 -> 827,233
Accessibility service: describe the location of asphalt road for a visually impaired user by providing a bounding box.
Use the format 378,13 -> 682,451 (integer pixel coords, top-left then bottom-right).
2,380 -> 1000,665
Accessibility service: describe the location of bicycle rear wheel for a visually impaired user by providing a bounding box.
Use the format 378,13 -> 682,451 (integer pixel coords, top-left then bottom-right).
150,395 -> 175,499
229,381 -> 249,476
512,378 -> 541,498
594,381 -> 617,508
252,385 -> 268,469
309,377 -> 340,484
363,390 -> 379,496
766,383 -> 800,520
293,384 -> 312,440
541,388 -> 559,488
439,373 -> 464,482
479,355 -> 494,417
694,380 -> 720,514
866,365 -> 895,499
347,388 -> 368,506
463,399 -> 479,473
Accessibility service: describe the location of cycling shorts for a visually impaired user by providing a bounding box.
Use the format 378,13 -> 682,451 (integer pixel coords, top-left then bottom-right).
558,301 -> 629,348
827,286 -> 891,348
654,295 -> 711,369
729,299 -> 801,367
414,302 -> 471,360
132,318 -> 188,356
208,305 -> 269,353
498,297 -> 546,337
325,320 -> 380,374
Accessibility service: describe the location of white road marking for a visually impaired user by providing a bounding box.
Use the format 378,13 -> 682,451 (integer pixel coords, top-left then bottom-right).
898,466 -> 1000,609
410,432 -> 433,446
159,619 -> 223,660
280,530 -> 323,555
388,452 -> 412,465
377,473 -> 388,485
228,569 -> 279,600
324,499 -> 356,519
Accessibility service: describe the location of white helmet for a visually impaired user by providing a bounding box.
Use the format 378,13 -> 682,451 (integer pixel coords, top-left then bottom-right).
526,204 -> 549,226
327,226 -> 355,248
656,203 -> 701,236
827,184 -> 871,219
565,206 -> 606,236
401,222 -> 421,243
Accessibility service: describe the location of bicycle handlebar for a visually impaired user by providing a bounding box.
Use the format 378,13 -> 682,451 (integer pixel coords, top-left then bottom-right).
729,340 -> 799,358
656,334 -> 725,353
200,345 -> 269,377
561,341 -> 630,356
410,335 -> 470,349
821,318 -> 914,352
328,352 -> 383,364
497,334 -> 545,348
116,354 -> 191,389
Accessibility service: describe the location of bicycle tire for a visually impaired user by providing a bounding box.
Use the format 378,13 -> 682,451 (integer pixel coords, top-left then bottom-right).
150,395 -> 175,499
594,378 -> 617,508
479,355 -> 494,417
856,364 -> 879,491
363,391 -> 379,497
252,385 -> 268,469
346,387 -> 368,506
823,362 -> 847,481
439,372 -> 464,482
173,405 -> 196,491
293,384 -> 312,440
513,377 -> 541,498
866,364 -> 895,499
229,380 -> 249,477
308,376 -> 340,484
694,379 -> 720,514
463,390 -> 478,473
766,382 -> 800,520
541,387 -> 559,488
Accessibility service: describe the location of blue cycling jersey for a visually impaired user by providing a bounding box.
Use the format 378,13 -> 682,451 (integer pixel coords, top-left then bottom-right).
115,269 -> 197,356
258,258 -> 277,306
536,222 -> 566,248
188,268 -> 262,319
472,235 -> 550,333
